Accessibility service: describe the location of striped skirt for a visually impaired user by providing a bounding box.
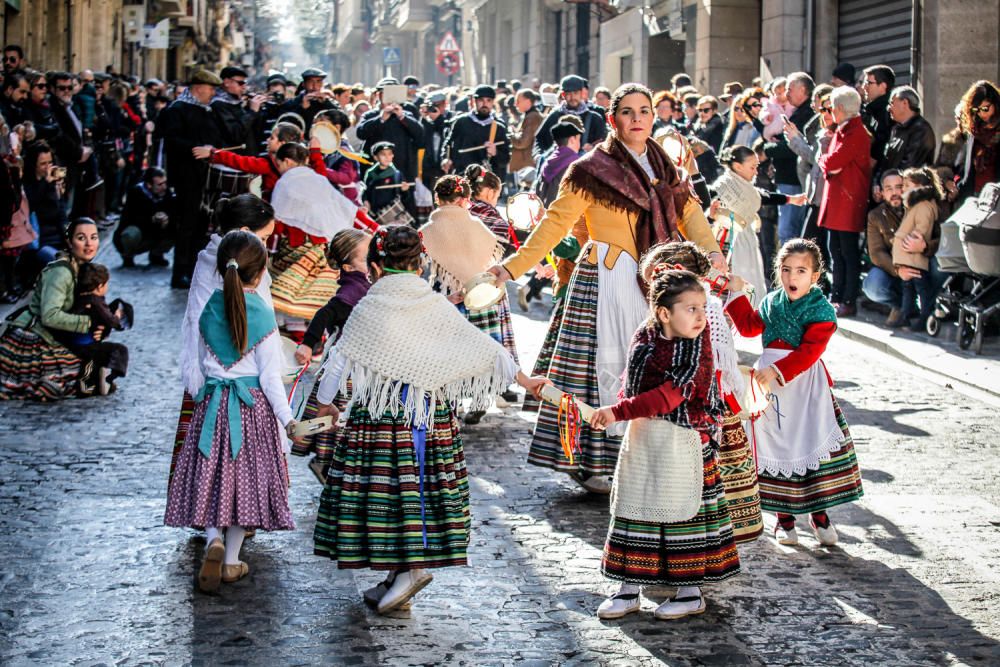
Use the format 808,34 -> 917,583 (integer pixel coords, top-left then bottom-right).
527,257 -> 621,476
270,238 -> 339,320
719,409 -> 763,544
522,296 -> 566,414
602,442 -> 741,586
466,293 -> 519,365
314,400 -> 470,571
756,395 -> 864,515
167,391 -> 196,486
291,373 -> 350,463
164,387 -> 295,531
0,326 -> 81,401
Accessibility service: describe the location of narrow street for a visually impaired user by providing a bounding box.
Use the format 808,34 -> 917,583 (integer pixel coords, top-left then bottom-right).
1,243 -> 998,666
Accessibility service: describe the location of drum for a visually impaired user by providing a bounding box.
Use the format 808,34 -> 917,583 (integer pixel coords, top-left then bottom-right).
506,192 -> 544,232
206,164 -> 254,195
375,199 -> 415,227
463,272 -> 504,312
311,121 -> 341,155
734,365 -> 770,421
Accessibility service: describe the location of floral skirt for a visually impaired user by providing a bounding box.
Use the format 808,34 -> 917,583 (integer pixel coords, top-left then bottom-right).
602,442 -> 741,586
314,400 -> 470,571
164,387 -> 294,531
0,326 -> 81,401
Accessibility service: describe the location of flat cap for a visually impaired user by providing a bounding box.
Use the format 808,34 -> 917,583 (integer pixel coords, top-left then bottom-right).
832,62 -> 856,84
220,66 -> 248,80
371,140 -> 395,154
266,73 -> 289,86
551,115 -> 584,140
403,75 -> 420,87
473,84 -> 496,99
426,92 -> 447,105
376,77 -> 400,90
189,69 -> 222,86
559,74 -> 587,93
301,67 -> 328,79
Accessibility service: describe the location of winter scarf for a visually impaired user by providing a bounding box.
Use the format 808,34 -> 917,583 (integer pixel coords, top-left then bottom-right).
713,170 -> 762,228
331,273 -> 515,427
175,89 -> 211,110
562,136 -> 690,270
364,163 -> 398,182
622,323 -> 723,437
758,286 -> 836,348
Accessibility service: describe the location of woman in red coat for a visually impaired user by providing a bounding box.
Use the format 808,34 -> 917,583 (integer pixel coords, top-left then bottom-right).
818,86 -> 872,317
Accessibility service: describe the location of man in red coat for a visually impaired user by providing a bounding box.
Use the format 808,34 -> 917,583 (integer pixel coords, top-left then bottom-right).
818,86 -> 872,317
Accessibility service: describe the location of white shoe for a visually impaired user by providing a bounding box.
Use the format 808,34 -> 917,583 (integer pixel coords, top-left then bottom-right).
363,573 -> 411,610
97,367 -> 112,396
573,473 -> 612,495
597,592 -> 641,619
653,594 -> 706,620
377,570 -> 433,614
774,524 -> 799,546
811,519 -> 839,546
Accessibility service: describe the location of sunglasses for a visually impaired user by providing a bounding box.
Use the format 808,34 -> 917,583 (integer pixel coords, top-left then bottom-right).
4,56 -> 19,63
972,105 -> 995,113
747,102 -> 762,109
697,107 -> 713,113
33,83 -> 47,90
55,85 -> 73,92
820,107 -> 833,113
232,79 -> 248,86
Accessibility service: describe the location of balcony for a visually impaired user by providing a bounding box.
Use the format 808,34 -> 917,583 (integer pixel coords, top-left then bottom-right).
394,0 -> 434,31
336,0 -> 368,49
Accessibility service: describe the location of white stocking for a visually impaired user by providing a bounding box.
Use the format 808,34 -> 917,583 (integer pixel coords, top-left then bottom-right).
205,527 -> 222,547
224,526 -> 246,565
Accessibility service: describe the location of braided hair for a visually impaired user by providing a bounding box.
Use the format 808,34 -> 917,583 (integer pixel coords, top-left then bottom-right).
368,225 -> 425,273
646,268 -> 704,327
464,163 -> 502,198
433,174 -> 471,204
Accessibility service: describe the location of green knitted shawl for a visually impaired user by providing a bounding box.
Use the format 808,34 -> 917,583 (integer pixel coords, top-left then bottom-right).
758,286 -> 836,348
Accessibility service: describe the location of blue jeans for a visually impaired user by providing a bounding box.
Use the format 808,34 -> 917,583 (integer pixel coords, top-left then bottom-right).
777,183 -> 806,245
862,267 -> 902,308
901,268 -> 935,322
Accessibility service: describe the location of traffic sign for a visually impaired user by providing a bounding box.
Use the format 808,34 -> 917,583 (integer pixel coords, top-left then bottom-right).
436,31 -> 460,54
383,47 -> 401,66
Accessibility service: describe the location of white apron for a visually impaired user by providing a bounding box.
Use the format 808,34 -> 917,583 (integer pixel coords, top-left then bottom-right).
750,348 -> 844,478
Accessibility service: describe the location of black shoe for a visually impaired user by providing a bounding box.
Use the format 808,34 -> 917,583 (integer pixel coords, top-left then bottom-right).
148,254 -> 169,267
463,410 -> 486,425
121,256 -> 136,269
500,389 -> 519,403
171,275 -> 191,289
0,291 -> 21,304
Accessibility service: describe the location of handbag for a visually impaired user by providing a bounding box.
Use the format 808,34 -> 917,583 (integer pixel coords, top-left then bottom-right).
609,417 -> 703,523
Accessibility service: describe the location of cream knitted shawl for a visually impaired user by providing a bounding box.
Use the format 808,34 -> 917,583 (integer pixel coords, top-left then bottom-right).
421,204 -> 504,293
714,170 -> 761,230
332,273 -> 516,426
706,290 -> 744,397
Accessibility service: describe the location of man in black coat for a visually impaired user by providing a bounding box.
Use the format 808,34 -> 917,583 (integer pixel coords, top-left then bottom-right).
356,79 -> 425,183
441,85 -> 510,180
154,70 -> 226,288
420,92 -> 452,191
861,65 -> 896,170
0,73 -> 29,126
212,66 -> 267,157
881,85 -> 936,176
533,75 -> 607,158
280,68 -> 335,133
47,71 -> 92,218
113,167 -> 176,268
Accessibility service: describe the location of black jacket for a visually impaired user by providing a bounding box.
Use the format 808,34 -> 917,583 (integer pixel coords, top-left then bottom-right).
280,92 -> 336,133
862,94 -> 893,166
0,96 -> 27,126
881,114 -> 936,175
154,99 -> 226,191
356,108 -> 425,181
442,112 -> 511,180
533,106 -> 608,158
763,102 -> 814,186
694,114 -> 725,154
212,96 -> 260,156
420,112 -> 451,189
48,96 -> 86,168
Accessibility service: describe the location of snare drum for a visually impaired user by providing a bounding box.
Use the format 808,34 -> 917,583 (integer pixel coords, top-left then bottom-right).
375,199 -> 415,227
206,164 -> 254,195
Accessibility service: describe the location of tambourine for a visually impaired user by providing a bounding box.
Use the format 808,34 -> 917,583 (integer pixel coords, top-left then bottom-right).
654,129 -> 690,168
505,192 -> 544,232
279,336 -> 306,385
290,415 -> 334,437
540,383 -> 596,421
276,112 -> 306,132
310,121 -> 341,155
463,272 -> 505,312
734,366 -> 770,420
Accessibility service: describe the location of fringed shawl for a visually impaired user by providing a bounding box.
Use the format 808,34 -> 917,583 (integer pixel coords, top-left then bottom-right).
561,136 -> 691,264
421,204 -> 505,293
622,323 -> 723,437
331,273 -> 515,427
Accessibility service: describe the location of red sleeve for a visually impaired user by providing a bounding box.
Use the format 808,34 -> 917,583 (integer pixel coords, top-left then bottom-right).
610,380 -> 685,421
773,321 -> 837,384
210,150 -> 270,175
818,128 -> 862,174
309,148 -> 327,176
724,294 -> 765,337
123,103 -> 141,125
354,208 -> 379,232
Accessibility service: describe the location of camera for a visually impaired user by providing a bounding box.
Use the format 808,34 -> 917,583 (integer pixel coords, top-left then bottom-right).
51,166 -> 67,180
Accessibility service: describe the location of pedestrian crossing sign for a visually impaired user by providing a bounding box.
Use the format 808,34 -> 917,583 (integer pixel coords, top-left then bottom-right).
383,47 -> 402,66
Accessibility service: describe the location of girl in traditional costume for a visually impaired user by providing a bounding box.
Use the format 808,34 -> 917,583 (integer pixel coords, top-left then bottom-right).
291,228 -> 372,482
165,230 -> 296,593
488,84 -> 724,494
726,238 -> 863,546
311,225 -> 546,615
171,195 -> 276,487
465,164 -> 518,252
422,174 -> 519,424
589,269 -> 740,620
639,242 -> 763,544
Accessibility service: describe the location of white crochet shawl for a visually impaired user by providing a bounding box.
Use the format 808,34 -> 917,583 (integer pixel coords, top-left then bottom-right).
271,166 -> 357,238
713,170 -> 761,230
331,273 -> 515,427
421,205 -> 504,294
706,290 -> 744,397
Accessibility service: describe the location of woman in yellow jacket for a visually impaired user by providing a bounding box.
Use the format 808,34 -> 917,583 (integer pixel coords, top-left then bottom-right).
489,83 -> 725,493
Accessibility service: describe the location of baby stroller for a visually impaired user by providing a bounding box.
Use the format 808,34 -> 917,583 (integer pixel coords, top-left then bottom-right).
927,183 -> 1000,354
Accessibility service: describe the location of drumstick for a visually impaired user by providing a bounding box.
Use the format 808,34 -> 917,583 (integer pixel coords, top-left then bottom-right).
374,182 -> 416,190
456,142 -> 509,154
216,144 -> 246,152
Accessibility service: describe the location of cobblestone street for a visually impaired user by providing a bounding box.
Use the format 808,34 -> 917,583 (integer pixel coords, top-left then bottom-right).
1,246 -> 999,666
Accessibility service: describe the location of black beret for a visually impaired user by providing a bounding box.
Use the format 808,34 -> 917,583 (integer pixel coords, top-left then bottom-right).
559,74 -> 587,93
473,85 -> 496,99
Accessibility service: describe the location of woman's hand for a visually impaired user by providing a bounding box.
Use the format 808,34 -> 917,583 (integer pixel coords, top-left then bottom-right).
708,251 -> 729,274
92,325 -> 106,342
487,264 -> 513,284
516,371 -> 550,401
755,366 -> 779,392
727,273 -> 746,293
294,343 -> 312,366
589,406 -> 617,431
309,135 -> 322,151
708,199 -> 721,220
446,292 -> 465,304
316,403 -> 340,422
787,193 -> 808,206
900,231 -> 927,254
